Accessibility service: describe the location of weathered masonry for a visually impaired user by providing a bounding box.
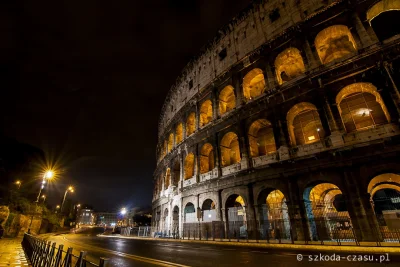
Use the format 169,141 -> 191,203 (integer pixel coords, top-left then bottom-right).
152,0 -> 400,243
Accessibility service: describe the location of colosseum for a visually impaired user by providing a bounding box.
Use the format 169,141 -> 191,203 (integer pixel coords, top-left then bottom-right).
152,0 -> 400,244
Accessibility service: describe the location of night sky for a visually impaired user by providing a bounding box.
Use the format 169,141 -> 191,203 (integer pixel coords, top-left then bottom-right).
0,0 -> 251,211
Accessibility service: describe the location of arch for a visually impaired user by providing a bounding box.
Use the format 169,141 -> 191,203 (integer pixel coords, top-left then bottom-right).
248,119 -> 277,157
202,199 -> 217,222
172,159 -> 180,187
286,102 -> 325,146
367,0 -> 400,41
184,202 -> 196,223
184,153 -> 195,180
175,123 -> 183,144
243,68 -> 266,101
225,194 -> 247,238
257,189 -> 291,240
219,85 -> 236,115
336,83 -> 390,132
303,182 -> 353,241
274,47 -> 306,85
200,100 -> 213,127
315,25 -> 357,64
167,133 -> 174,153
200,143 -> 215,174
367,173 -> 400,238
220,132 -> 241,167
186,112 -> 196,137
165,168 -> 171,188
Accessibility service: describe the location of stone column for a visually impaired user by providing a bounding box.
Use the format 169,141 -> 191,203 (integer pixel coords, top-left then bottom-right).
212,89 -> 219,120
238,121 -> 250,170
195,102 -> 200,131
179,153 -> 184,190
221,208 -> 228,239
233,74 -> 244,107
214,133 -> 222,177
195,145 -> 200,183
342,171 -> 381,242
384,62 -> 400,118
287,179 -> 310,241
303,39 -> 319,69
277,120 -> 290,161
265,63 -> 276,90
324,97 -> 344,147
353,13 -> 374,48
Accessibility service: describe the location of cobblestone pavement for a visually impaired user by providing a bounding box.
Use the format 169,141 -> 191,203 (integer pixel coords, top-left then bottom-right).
0,238 -> 30,267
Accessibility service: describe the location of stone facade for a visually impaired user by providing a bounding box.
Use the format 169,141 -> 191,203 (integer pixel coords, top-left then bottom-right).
153,0 -> 400,243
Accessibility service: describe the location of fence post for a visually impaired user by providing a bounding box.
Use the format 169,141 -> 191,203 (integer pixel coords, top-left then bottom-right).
99,257 -> 110,267
76,251 -> 88,267
54,245 -> 64,267
64,247 -> 73,267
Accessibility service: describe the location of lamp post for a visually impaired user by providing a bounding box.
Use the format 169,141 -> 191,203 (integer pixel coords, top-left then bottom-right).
36,171 -> 53,203
55,205 -> 60,214
61,186 -> 74,213
15,180 -> 21,190
41,194 -> 46,204
121,208 -> 127,227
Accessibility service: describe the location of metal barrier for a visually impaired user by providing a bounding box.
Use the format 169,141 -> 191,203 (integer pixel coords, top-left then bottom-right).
21,233 -> 110,267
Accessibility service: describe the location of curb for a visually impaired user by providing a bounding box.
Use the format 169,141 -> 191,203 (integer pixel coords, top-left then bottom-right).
97,235 -> 400,253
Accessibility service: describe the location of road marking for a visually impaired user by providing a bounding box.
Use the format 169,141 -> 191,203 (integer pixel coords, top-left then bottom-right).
62,237 -> 191,267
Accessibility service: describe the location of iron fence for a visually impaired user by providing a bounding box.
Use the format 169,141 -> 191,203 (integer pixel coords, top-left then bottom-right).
21,233 -> 109,267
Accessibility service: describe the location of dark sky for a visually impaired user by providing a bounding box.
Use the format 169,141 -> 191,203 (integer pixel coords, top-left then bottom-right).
0,0 -> 251,211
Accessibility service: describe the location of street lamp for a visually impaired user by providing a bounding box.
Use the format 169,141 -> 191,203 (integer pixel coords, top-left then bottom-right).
35,170 -> 54,203
15,180 -> 21,189
121,208 -> 127,227
61,186 -> 74,213
41,194 -> 46,203
55,205 -> 60,213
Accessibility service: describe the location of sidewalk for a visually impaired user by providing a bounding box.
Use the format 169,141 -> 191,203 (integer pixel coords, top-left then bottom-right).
98,234 -> 400,254
0,237 -> 31,267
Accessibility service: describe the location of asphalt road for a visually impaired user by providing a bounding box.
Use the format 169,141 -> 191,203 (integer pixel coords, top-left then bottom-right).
41,227 -> 400,267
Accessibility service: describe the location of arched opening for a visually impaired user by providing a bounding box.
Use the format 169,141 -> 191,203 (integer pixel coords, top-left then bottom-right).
176,123 -> 183,144
219,85 -> 236,115
367,0 -> 400,42
368,173 -> 400,241
243,68 -> 266,101
184,202 -> 196,223
184,153 -> 195,180
220,132 -> 241,167
202,199 -> 216,222
200,100 -> 213,127
315,25 -> 357,64
274,47 -> 306,85
200,143 -> 215,174
172,159 -> 180,187
172,206 -> 180,237
336,83 -> 390,133
168,133 -> 174,153
163,208 -> 169,232
303,182 -> 354,242
186,112 -> 196,137
257,189 -> 291,241
165,168 -> 171,188
248,119 -> 277,158
162,141 -> 167,158
287,102 -> 325,146
225,194 -> 247,239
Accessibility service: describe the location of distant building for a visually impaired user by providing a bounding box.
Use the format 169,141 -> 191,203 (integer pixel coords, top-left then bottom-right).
77,208 -> 95,226
95,212 -> 118,227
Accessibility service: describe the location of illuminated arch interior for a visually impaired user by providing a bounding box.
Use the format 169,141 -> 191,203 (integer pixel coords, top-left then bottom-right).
367,0 -> 400,41
367,173 -> 400,197
164,168 -> 171,188
243,68 -> 266,101
168,133 -> 174,153
248,119 -> 277,157
274,47 -> 306,85
184,202 -> 196,223
287,102 -> 325,146
336,83 -> 390,133
220,132 -> 241,167
202,199 -> 216,222
184,153 -> 195,180
200,143 -> 215,174
315,25 -> 357,64
186,112 -> 196,136
175,123 -> 183,144
200,100 -> 213,127
219,85 -> 236,115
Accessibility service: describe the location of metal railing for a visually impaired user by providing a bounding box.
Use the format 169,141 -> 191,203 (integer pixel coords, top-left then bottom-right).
21,233 -> 110,267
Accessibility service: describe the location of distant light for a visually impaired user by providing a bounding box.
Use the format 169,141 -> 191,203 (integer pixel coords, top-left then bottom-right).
317,128 -> 320,132
15,181 -> 21,185
41,185 -> 44,189
308,136 -> 315,141
208,214 -> 212,218
45,170 -> 54,179
121,208 -> 127,215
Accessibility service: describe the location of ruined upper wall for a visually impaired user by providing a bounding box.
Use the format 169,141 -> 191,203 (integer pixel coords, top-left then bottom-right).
158,0 -> 342,139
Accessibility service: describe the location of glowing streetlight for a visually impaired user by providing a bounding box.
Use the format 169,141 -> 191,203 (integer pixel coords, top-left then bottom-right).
61,186 -> 74,213
120,208 -> 127,227
15,180 -> 21,189
41,194 -> 46,203
36,170 -> 54,203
